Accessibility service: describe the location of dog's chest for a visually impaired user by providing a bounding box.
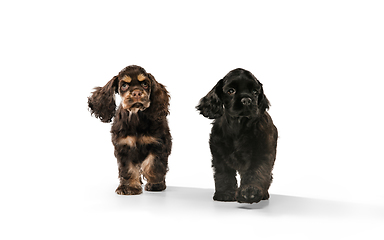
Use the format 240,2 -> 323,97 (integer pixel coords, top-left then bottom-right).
225,134 -> 256,151
116,135 -> 160,148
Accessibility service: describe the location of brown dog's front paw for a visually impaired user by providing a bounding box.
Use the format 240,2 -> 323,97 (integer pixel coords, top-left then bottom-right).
236,186 -> 263,204
145,181 -> 166,191
115,185 -> 142,195
213,191 -> 236,202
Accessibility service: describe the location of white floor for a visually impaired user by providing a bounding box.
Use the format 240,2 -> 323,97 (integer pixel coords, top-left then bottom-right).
4,181 -> 382,240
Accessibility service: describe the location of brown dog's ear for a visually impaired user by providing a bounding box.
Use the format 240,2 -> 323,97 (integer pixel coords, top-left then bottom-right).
88,76 -> 119,123
196,79 -> 224,119
147,73 -> 170,121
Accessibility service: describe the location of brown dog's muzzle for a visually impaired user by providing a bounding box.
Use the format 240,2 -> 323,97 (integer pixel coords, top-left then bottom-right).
122,88 -> 150,111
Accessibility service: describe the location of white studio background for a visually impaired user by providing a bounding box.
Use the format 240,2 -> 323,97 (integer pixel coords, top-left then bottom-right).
1,0 -> 383,239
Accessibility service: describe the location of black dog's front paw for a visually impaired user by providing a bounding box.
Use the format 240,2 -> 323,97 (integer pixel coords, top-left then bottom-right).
115,185 -> 142,195
213,191 -> 236,202
236,186 -> 263,204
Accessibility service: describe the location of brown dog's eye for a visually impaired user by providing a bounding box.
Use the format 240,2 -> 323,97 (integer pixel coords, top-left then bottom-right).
121,83 -> 129,91
141,82 -> 149,89
227,88 -> 235,95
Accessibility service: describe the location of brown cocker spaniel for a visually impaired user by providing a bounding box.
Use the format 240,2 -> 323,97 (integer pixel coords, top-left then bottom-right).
197,68 -> 278,204
88,65 -> 172,195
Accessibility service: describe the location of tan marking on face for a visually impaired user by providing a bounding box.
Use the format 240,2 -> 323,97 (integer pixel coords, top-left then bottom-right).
122,75 -> 132,83
137,74 -> 146,81
138,136 -> 160,145
118,136 -> 137,148
141,153 -> 156,181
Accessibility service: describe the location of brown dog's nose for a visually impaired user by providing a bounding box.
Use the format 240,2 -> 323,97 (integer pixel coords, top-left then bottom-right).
132,90 -> 142,99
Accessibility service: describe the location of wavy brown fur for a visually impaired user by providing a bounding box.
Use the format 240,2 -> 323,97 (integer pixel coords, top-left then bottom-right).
88,65 -> 172,195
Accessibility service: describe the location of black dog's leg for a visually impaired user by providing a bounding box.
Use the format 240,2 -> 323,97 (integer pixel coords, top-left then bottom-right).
212,157 -> 238,202
236,155 -> 274,203
236,173 -> 264,203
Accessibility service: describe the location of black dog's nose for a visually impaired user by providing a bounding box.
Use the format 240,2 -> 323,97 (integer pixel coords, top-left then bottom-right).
241,97 -> 252,106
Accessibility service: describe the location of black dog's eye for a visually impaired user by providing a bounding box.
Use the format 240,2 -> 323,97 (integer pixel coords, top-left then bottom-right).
227,88 -> 236,95
252,90 -> 258,95
141,82 -> 149,89
121,83 -> 129,91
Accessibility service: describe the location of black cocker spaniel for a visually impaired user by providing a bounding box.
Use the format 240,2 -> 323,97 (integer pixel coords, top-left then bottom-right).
88,65 -> 172,195
197,68 -> 278,204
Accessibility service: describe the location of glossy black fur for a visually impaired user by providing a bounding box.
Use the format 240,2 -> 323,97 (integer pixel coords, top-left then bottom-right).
197,68 -> 278,204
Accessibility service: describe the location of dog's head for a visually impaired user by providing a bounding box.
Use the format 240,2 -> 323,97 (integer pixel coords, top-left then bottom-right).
197,68 -> 270,119
117,66 -> 152,112
88,65 -> 169,123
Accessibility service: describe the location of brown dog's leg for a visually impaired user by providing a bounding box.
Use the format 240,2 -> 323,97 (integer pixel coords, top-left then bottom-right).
115,158 -> 143,195
141,153 -> 167,191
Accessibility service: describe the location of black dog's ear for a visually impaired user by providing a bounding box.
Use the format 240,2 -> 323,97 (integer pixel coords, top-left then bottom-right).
196,79 -> 224,119
258,82 -> 270,113
88,76 -> 119,123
